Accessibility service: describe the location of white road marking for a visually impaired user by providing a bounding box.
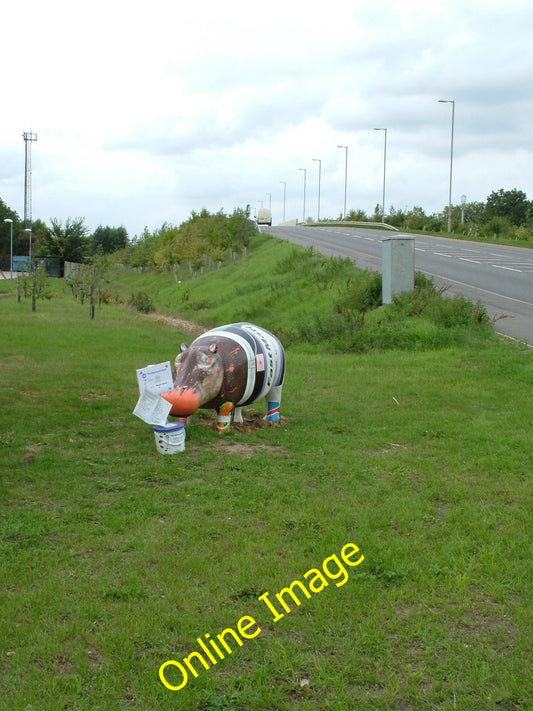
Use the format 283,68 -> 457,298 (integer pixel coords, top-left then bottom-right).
492,264 -> 522,272
422,270 -> 532,307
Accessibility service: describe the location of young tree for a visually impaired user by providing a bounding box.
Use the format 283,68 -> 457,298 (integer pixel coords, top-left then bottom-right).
463,201 -> 486,225
485,189 -> 531,226
28,219 -> 48,258
40,217 -> 90,264
404,206 -> 429,231
347,208 -> 368,221
90,225 -> 129,255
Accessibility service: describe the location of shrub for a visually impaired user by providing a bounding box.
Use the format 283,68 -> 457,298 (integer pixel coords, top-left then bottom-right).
287,270 -> 491,352
513,226 -> 532,241
480,216 -> 513,239
390,283 -> 489,328
127,291 -> 154,313
273,246 -> 319,276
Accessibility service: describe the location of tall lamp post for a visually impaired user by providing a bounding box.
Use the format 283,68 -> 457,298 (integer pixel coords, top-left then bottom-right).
312,158 -> 322,222
373,128 -> 387,223
438,99 -> 455,233
337,145 -> 348,219
280,181 -> 286,222
298,168 -> 307,224
266,192 -> 271,209
25,228 -> 32,266
3,218 -> 13,278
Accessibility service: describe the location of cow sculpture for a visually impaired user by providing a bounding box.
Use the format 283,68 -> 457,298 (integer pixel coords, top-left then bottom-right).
161,323 -> 285,431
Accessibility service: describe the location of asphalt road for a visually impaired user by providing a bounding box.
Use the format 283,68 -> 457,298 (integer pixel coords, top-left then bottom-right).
262,225 -> 533,346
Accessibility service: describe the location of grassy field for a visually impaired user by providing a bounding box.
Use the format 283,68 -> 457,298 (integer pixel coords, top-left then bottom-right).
107,234 -> 493,354
0,255 -> 531,710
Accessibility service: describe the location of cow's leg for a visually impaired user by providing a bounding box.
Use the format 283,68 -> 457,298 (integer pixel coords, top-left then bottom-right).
265,385 -> 282,422
216,401 -> 234,432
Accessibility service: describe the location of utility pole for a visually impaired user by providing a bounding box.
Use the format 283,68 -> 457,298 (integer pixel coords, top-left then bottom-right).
438,100 -> 455,233
312,158 -> 322,222
337,145 -> 348,219
298,168 -> 307,224
23,131 -> 38,229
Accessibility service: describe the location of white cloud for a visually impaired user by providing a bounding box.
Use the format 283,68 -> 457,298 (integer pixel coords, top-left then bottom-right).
1,0 -> 532,235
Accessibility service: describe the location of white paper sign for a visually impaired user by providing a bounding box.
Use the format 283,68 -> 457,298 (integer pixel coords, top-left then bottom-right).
133,389 -> 172,426
136,362 -> 173,395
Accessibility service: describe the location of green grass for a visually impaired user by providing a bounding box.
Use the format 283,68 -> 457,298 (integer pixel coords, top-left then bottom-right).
106,235 -> 494,353
0,273 -> 532,710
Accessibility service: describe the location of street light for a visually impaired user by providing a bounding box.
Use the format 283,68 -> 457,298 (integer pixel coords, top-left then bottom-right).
3,218 -> 13,279
312,158 -> 322,222
337,145 -> 348,218
298,168 -> 307,224
24,228 -> 32,265
266,192 -> 271,209
373,128 -> 387,223
461,194 -> 466,224
280,181 -> 286,223
438,99 -> 455,232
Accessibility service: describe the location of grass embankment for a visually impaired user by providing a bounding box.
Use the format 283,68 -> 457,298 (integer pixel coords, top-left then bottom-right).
110,233 -> 492,353
0,242 -> 531,711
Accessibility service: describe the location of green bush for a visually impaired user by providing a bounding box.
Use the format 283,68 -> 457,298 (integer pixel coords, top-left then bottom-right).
273,246 -> 319,276
390,281 -> 489,328
127,291 -> 154,313
287,270 -> 490,352
336,270 -> 383,314
513,225 -> 532,241
480,216 -> 513,238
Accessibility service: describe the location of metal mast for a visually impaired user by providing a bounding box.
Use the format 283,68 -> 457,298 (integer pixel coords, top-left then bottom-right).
23,131 -> 38,228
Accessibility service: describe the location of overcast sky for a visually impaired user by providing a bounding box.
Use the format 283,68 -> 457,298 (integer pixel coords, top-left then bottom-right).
1,0 -> 532,237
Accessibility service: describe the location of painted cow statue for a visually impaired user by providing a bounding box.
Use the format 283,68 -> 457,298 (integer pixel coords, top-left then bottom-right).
161,322 -> 285,431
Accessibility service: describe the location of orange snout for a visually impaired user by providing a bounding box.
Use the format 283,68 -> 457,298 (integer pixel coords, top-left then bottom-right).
161,389 -> 201,417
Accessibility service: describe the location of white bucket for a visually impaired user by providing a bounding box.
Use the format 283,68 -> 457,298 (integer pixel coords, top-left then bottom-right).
153,422 -> 186,454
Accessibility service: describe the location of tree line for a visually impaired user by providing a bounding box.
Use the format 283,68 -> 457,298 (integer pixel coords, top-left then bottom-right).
0,199 -> 128,272
1,189 -> 531,274
346,188 -> 533,240
0,201 -> 255,274
113,207 -> 257,272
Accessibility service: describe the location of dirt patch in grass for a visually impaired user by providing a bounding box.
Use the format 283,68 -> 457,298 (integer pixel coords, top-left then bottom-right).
216,441 -> 282,459
197,410 -> 288,432
233,413 -> 288,433
52,655 -> 75,675
148,312 -> 207,337
82,390 -> 109,402
86,644 -> 105,669
191,411 -> 288,457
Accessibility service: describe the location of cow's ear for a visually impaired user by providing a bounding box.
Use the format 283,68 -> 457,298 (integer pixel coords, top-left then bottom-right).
180,343 -> 189,352
209,343 -> 218,354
